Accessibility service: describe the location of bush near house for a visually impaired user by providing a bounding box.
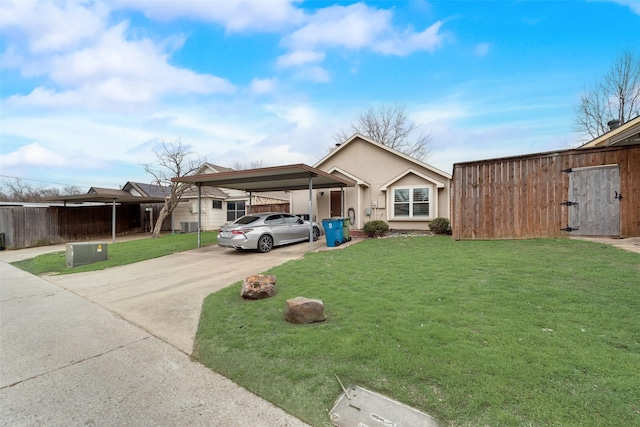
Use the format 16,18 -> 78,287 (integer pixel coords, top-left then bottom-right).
429,217 -> 452,235
363,220 -> 390,237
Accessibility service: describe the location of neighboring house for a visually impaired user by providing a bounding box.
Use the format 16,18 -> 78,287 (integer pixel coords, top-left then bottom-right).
451,118 -> 640,240
171,163 -> 290,231
290,134 -> 452,231
579,116 -> 640,148
90,183 -> 172,232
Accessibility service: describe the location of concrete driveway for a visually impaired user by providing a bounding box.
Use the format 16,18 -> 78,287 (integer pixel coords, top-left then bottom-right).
44,241 -> 328,354
1,236 -> 347,426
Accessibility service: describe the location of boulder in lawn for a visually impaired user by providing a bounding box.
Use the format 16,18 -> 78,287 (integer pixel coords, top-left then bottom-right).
285,297 -> 325,324
241,274 -> 276,300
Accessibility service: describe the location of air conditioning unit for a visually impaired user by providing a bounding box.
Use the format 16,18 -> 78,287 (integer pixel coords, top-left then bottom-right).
180,222 -> 199,233
66,242 -> 108,268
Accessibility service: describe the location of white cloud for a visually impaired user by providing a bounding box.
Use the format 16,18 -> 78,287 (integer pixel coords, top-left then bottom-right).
249,78 -> 278,95
0,0 -> 107,53
374,21 -> 444,56
474,42 -> 491,57
285,3 -> 390,50
283,3 -> 444,57
599,0 -> 640,15
120,0 -> 305,32
265,104 -> 318,129
277,50 -> 325,68
7,87 -> 83,108
0,143 -> 68,168
4,18 -> 234,110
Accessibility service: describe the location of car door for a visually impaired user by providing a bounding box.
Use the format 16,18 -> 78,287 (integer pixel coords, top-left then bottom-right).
283,214 -> 307,241
263,214 -> 285,244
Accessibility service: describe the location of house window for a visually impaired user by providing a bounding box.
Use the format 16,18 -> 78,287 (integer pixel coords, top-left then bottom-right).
227,201 -> 246,221
393,187 -> 429,218
212,200 -> 222,209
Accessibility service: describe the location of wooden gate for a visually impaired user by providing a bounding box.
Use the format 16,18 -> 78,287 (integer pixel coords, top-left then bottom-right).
568,165 -> 621,236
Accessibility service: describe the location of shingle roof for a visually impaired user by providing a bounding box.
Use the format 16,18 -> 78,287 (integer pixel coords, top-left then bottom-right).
125,182 -> 170,198
88,187 -> 131,197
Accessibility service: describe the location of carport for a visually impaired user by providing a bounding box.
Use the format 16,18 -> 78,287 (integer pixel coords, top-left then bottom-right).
172,163 -> 356,250
46,194 -> 166,243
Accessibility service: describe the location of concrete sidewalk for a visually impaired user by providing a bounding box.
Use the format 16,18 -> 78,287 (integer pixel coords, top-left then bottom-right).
0,262 -> 309,426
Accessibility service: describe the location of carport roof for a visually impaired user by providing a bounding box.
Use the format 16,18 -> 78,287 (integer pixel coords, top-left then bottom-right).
172,163 -> 356,192
45,194 -> 166,204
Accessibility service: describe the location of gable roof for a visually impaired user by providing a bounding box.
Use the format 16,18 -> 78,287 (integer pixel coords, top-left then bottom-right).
325,166 -> 370,187
315,133 -> 452,179
380,168 -> 447,191
199,163 -> 235,174
580,116 -> 640,148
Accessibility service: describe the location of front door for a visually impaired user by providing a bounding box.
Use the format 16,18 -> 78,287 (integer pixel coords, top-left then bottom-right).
568,165 -> 621,236
330,191 -> 342,217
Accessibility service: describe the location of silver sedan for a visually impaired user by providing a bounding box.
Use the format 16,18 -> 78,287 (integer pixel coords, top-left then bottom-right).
217,213 -> 322,253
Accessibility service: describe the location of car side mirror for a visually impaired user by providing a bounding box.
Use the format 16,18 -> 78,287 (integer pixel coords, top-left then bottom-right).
298,219 -> 304,224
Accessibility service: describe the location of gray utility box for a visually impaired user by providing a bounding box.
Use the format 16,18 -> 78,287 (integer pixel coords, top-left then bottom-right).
180,221 -> 199,233
66,242 -> 108,268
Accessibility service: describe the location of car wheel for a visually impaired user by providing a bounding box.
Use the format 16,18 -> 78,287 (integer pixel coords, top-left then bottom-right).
257,235 -> 273,253
312,227 -> 320,242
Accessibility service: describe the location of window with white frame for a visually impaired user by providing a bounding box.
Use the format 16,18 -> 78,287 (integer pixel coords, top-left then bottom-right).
393,187 -> 430,218
226,200 -> 246,221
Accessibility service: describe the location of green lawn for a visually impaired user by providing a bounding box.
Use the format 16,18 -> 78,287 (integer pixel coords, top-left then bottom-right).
11,232 -> 218,275
193,236 -> 640,426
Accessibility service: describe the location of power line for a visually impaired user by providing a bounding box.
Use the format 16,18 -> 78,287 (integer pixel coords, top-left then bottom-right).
0,174 -> 91,189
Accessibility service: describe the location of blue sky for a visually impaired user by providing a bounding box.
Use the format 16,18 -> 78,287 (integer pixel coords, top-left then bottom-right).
1,0 -> 639,192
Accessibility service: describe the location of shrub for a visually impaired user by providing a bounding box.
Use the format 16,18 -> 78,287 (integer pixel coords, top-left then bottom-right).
429,217 -> 452,235
363,220 -> 390,238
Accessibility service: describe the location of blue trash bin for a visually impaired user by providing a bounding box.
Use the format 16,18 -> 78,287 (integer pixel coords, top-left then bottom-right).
322,218 -> 344,247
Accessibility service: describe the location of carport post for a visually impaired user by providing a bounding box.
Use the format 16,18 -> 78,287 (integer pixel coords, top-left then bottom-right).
112,200 -> 116,243
197,184 -> 202,248
308,176 -> 313,252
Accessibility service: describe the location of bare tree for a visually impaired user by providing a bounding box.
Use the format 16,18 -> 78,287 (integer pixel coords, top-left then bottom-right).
334,103 -> 432,161
0,178 -> 77,201
233,160 -> 265,170
143,139 -> 205,238
575,49 -> 640,140
62,185 -> 84,195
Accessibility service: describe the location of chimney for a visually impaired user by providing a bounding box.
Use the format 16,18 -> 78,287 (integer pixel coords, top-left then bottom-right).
607,119 -> 621,131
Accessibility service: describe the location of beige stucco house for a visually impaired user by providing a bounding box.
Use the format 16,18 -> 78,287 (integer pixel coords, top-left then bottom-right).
290,134 -> 452,231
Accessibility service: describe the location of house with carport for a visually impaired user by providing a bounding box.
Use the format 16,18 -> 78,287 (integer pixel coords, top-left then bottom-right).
289,134 -> 452,231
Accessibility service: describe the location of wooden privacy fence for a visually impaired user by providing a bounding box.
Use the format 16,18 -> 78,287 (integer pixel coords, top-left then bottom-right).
249,203 -> 290,214
451,144 -> 640,240
0,204 -> 143,249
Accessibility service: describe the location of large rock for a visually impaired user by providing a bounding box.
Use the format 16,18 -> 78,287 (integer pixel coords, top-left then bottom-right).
285,297 -> 325,324
241,274 -> 276,300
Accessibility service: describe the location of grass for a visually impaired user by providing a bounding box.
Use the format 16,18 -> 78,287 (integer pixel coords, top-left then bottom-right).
11,232 -> 217,275
193,236 -> 640,426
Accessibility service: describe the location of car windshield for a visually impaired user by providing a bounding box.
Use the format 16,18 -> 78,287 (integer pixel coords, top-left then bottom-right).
234,216 -> 260,225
